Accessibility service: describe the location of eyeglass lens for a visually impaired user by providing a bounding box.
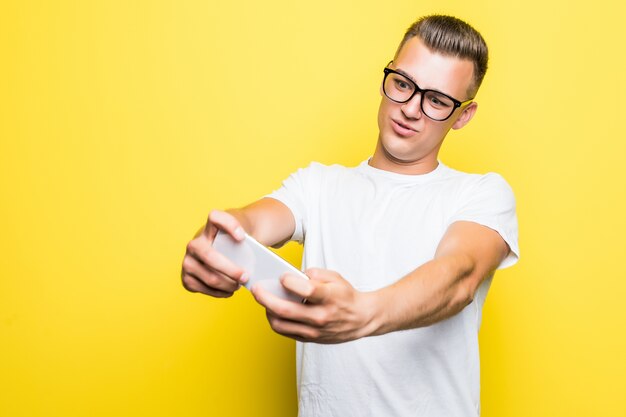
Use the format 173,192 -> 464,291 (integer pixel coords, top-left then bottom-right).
384,72 -> 456,121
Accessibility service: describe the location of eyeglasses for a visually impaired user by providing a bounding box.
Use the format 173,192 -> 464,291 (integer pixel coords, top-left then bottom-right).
382,65 -> 473,121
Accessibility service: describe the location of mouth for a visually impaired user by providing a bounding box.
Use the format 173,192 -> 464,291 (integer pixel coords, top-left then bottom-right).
391,118 -> 418,137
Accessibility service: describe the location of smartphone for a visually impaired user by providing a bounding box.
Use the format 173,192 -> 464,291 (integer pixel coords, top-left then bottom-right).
212,230 -> 309,303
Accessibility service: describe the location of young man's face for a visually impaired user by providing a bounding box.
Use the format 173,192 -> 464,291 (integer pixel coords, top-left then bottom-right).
375,36 -> 478,172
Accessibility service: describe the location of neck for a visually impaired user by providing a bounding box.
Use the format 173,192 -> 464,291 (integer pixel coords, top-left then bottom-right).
369,141 -> 440,175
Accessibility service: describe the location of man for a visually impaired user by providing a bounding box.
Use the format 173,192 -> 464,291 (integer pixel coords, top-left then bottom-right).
182,14 -> 519,417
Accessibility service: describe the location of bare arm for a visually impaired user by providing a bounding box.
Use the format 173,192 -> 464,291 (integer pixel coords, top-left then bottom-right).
369,220 -> 510,334
226,198 -> 296,247
192,198 -> 294,246
249,220 -> 511,343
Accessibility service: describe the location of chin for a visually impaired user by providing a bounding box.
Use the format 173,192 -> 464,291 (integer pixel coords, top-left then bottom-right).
380,140 -> 420,164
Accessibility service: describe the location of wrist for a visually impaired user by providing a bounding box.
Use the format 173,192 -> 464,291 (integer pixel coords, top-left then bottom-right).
358,289 -> 387,338
225,208 -> 252,235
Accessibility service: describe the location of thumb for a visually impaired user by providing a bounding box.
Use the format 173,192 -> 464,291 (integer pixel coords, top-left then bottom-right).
204,210 -> 245,242
305,268 -> 343,283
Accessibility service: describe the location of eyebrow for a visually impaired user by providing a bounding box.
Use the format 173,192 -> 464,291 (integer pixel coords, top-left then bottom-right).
393,67 -> 419,85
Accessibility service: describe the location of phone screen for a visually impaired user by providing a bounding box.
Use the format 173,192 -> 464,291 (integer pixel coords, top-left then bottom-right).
212,230 -> 308,302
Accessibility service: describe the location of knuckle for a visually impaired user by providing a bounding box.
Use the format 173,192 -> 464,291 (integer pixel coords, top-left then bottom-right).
204,274 -> 220,288
306,268 -> 319,279
314,312 -> 328,327
304,285 -> 315,298
307,328 -> 320,339
266,317 -> 280,331
181,275 -> 197,292
209,209 -> 226,226
327,304 -> 339,317
273,306 -> 288,317
182,256 -> 195,271
203,248 -> 218,265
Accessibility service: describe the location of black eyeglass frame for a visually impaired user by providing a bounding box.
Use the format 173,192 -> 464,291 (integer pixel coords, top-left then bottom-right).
382,65 -> 474,121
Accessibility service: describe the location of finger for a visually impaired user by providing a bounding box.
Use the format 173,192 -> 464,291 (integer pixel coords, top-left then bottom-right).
283,273 -> 329,304
252,284 -> 326,327
280,273 -> 314,299
186,240 -> 248,284
182,255 -> 241,293
305,268 -> 340,283
266,311 -> 320,340
204,210 -> 245,242
181,271 -> 235,298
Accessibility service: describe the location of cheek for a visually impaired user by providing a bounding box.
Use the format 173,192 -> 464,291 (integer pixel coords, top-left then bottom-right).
377,99 -> 391,128
377,103 -> 384,130
425,124 -> 454,148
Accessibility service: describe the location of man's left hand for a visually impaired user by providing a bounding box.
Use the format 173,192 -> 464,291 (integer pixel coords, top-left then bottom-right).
250,268 -> 378,344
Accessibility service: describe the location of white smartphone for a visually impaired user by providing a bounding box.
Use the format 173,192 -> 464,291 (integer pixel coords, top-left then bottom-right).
212,230 -> 309,303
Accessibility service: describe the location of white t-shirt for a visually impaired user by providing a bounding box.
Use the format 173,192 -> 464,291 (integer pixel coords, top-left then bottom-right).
265,159 -> 519,417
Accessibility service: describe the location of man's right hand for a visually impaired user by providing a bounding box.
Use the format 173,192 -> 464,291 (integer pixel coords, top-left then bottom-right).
181,210 -> 249,298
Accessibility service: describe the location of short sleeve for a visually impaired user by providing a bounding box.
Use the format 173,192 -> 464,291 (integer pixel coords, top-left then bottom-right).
448,173 -> 520,269
263,163 -> 320,247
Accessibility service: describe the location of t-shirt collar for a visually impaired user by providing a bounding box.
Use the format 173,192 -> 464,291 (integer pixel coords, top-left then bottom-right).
358,158 -> 447,183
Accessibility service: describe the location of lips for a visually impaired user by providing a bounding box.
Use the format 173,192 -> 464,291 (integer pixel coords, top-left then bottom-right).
391,118 -> 418,137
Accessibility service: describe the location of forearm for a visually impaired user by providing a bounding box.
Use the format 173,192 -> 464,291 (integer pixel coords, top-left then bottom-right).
224,207 -> 254,234
368,254 -> 478,336
191,207 -> 259,242
228,199 -> 294,247
194,199 -> 295,247
193,208 -> 251,239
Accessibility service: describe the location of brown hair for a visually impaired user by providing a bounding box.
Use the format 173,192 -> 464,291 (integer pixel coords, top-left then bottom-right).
395,15 -> 489,97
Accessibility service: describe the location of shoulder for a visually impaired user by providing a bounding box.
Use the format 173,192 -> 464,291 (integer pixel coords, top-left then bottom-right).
443,165 -> 515,196
437,165 -> 517,214
307,161 -> 351,172
294,161 -> 355,179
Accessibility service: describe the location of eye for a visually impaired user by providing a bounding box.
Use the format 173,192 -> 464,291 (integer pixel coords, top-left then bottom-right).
427,93 -> 452,108
430,96 -> 443,105
392,75 -> 412,91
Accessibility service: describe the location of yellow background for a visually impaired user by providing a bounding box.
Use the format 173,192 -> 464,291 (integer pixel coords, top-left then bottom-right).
1,0 -> 625,416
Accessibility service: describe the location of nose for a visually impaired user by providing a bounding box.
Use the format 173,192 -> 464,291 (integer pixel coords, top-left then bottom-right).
401,93 -> 422,120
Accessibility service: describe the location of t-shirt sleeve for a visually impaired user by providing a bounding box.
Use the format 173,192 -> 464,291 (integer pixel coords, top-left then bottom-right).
263,163 -> 318,247
448,173 -> 520,270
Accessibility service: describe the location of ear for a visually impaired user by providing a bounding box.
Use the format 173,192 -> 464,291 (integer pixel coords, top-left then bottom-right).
452,102 -> 478,130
